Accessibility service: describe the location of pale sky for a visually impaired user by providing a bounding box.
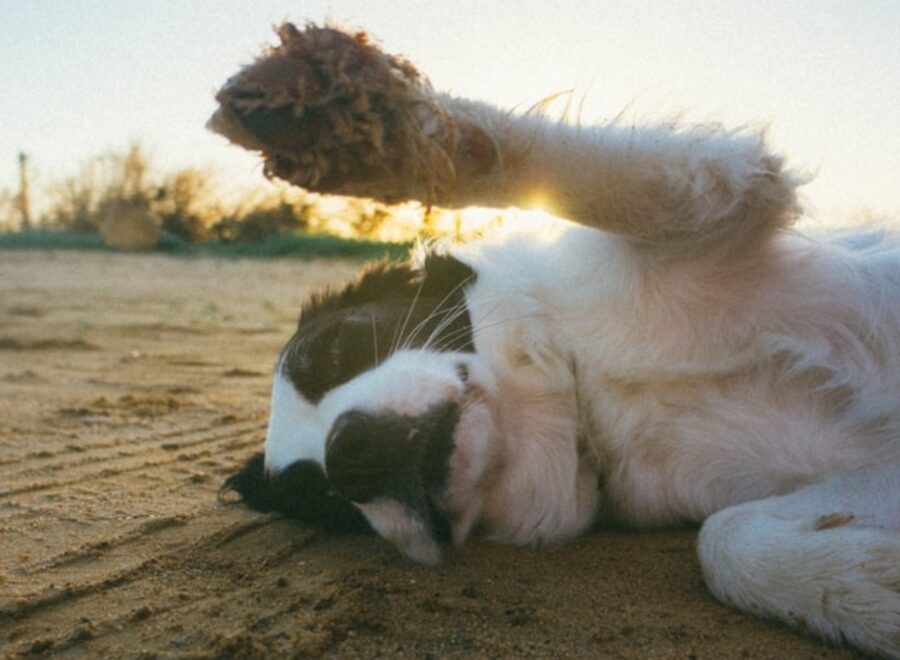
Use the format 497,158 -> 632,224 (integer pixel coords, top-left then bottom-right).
2,0 -> 899,219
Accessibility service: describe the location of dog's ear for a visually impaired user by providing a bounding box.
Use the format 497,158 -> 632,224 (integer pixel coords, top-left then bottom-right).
420,253 -> 477,351
220,452 -> 271,511
220,452 -> 373,534
421,253 -> 476,295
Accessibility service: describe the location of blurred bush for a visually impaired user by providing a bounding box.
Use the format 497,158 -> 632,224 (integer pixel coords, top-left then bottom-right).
155,167 -> 220,242
3,141 -> 511,247
36,142 -> 317,245
213,200 -> 312,243
0,188 -> 16,231
98,199 -> 162,250
46,143 -> 154,234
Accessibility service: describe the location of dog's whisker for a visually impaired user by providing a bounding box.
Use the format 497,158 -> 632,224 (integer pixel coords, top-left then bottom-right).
419,300 -> 472,352
429,312 -> 544,354
391,272 -> 427,355
371,311 -> 380,367
422,294 -> 519,352
396,272 -> 476,353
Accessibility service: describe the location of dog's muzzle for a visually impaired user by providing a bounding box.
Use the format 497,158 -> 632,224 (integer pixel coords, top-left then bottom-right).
323,404 -> 460,544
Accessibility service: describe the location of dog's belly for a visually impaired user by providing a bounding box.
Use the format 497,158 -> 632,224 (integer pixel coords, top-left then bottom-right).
583,367 -> 893,529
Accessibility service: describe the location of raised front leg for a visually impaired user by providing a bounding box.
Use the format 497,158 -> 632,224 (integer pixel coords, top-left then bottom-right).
698,464 -> 900,657
210,23 -> 801,254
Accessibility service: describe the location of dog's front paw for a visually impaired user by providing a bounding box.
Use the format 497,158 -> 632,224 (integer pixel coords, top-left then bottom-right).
208,22 -> 456,203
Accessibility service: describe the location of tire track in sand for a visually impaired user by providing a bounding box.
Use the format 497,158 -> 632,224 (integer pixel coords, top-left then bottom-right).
0,420 -> 265,499
0,419 -> 268,587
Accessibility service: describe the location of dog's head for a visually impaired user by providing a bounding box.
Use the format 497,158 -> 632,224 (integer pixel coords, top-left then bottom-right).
224,251 -> 500,563
224,244 -> 603,561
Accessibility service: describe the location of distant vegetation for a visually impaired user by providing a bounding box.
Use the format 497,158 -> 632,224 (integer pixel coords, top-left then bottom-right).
0,226 -> 411,261
0,143 -> 506,257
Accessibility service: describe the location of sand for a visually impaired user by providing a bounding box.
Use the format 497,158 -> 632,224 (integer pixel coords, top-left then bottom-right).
0,251 -> 861,658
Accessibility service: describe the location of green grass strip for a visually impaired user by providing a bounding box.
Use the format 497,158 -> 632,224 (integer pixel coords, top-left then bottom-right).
0,229 -> 411,261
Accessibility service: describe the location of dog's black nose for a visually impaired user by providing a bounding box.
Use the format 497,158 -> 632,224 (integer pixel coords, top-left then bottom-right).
324,410 -> 417,503
324,405 -> 460,505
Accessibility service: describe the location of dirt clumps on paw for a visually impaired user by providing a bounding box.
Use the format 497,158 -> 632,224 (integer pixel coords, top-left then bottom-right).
208,22 -> 456,204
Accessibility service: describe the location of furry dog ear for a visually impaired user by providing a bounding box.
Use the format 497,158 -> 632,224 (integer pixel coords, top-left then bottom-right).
421,253 -> 476,293
220,452 -> 373,534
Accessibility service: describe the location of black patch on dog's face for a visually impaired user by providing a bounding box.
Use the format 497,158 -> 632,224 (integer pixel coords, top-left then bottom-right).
220,452 -> 373,534
324,403 -> 460,543
222,251 -> 476,541
282,254 -> 476,403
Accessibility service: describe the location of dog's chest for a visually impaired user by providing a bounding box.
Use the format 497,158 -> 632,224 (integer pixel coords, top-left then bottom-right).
457,224 -> 899,528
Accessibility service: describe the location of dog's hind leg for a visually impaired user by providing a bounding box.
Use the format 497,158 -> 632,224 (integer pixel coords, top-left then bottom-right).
210,22 -> 801,256
698,463 -> 900,657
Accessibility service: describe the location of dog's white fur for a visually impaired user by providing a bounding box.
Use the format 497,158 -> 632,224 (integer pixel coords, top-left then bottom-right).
265,102 -> 900,655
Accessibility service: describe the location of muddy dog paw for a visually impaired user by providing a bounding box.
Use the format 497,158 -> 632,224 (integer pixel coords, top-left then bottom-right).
208,22 -> 465,204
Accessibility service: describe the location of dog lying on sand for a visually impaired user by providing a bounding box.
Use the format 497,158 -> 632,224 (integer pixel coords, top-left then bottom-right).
210,23 -> 900,657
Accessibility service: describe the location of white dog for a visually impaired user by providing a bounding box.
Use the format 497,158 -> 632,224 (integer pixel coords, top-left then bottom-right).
214,24 -> 900,657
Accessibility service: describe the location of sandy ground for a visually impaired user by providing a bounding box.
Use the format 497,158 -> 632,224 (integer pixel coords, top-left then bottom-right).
0,250 -> 862,659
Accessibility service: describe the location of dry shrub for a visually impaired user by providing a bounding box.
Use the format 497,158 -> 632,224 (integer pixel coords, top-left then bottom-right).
0,188 -> 17,231
155,167 -> 220,242
41,143 -> 219,243
45,143 -> 155,232
98,199 -> 161,250
350,206 -> 392,238
212,199 -> 311,243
